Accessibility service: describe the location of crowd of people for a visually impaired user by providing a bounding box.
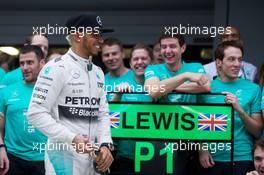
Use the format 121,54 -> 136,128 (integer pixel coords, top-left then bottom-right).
0,12 -> 263,175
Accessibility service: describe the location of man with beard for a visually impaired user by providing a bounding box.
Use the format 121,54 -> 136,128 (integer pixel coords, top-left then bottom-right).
0,45 -> 47,175
102,37 -> 134,101
111,43 -> 153,174
0,34 -> 49,87
27,13 -> 113,175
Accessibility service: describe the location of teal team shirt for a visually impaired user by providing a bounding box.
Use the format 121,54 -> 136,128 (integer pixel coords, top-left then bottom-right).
105,69 -> 152,160
0,81 -> 47,161
261,87 -> 264,110
0,68 -> 6,83
105,69 -> 134,101
144,62 -> 206,102
198,78 -> 261,161
0,67 -> 23,87
116,77 -> 152,160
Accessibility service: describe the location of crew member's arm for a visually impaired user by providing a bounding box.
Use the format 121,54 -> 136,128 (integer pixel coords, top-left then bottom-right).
223,87 -> 263,138
112,83 -> 132,102
175,80 -> 211,93
145,71 -> 209,98
175,65 -> 211,93
0,91 -> 9,174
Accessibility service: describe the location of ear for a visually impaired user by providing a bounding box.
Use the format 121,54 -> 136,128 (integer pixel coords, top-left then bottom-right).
72,34 -> 81,42
215,59 -> 222,69
180,44 -> 186,54
39,59 -> 46,68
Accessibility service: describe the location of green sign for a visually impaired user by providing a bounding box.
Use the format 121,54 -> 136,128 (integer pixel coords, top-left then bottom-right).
109,103 -> 232,141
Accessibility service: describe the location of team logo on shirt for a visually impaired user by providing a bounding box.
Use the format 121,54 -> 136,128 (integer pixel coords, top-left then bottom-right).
70,69 -> 80,79
44,66 -> 52,75
59,105 -> 99,121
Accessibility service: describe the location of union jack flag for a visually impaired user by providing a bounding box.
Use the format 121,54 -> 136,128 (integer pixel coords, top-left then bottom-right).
198,113 -> 227,131
109,112 -> 120,128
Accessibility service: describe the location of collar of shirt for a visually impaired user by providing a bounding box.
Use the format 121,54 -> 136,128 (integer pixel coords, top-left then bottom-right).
67,48 -> 92,70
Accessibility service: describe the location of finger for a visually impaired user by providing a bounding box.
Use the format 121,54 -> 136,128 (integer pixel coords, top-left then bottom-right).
96,151 -> 106,165
98,156 -> 112,172
209,156 -> 215,166
3,159 -> 9,175
0,158 -> 3,169
98,153 -> 113,171
98,152 -> 111,169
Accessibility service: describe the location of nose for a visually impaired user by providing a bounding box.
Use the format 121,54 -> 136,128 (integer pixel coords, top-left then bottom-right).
233,59 -> 241,67
21,63 -> 29,71
261,159 -> 264,167
137,58 -> 143,64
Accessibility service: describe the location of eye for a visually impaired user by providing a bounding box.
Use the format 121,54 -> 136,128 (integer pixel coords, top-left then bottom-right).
161,45 -> 167,49
169,44 -> 177,49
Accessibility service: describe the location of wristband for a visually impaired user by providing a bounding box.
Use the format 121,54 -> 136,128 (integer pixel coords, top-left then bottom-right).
0,144 -> 6,149
100,143 -> 114,151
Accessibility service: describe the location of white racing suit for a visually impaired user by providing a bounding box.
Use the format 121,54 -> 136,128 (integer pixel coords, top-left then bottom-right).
27,49 -> 112,175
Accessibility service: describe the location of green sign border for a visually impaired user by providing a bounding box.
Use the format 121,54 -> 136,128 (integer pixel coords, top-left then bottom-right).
109,102 -> 234,142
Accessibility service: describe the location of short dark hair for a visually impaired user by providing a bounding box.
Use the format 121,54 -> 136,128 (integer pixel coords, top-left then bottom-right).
254,138 -> 264,152
159,33 -> 185,47
102,37 -> 123,51
20,45 -> 44,61
130,43 -> 153,61
214,40 -> 244,61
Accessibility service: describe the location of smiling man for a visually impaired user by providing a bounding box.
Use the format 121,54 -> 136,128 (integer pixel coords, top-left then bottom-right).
110,43 -> 153,174
0,45 -> 47,175
246,138 -> 264,175
102,37 -> 134,101
199,40 -> 262,175
27,13 -> 113,175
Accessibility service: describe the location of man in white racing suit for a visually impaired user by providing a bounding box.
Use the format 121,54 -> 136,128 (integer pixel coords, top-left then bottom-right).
27,13 -> 113,175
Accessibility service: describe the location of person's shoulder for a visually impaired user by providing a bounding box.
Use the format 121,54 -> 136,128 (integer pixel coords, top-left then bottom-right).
239,78 -> 260,89
185,62 -> 205,73
203,61 -> 215,68
146,63 -> 164,71
186,62 -> 203,67
41,54 -> 68,73
242,61 -> 257,70
93,65 -> 104,76
2,80 -> 21,94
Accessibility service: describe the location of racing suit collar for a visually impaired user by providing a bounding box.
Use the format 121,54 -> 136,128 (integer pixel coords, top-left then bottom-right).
67,48 -> 92,69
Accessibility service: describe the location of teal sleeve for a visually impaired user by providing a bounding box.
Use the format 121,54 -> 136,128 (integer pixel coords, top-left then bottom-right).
251,85 -> 261,114
261,87 -> 264,110
0,68 -> 6,82
144,65 -> 158,80
196,63 -> 206,74
0,88 -> 6,115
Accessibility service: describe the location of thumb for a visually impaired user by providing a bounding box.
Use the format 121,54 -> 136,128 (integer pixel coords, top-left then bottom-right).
209,155 -> 215,166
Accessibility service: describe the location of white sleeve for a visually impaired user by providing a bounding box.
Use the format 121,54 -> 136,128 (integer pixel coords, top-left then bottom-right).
203,61 -> 216,80
97,70 -> 112,144
27,62 -> 76,145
